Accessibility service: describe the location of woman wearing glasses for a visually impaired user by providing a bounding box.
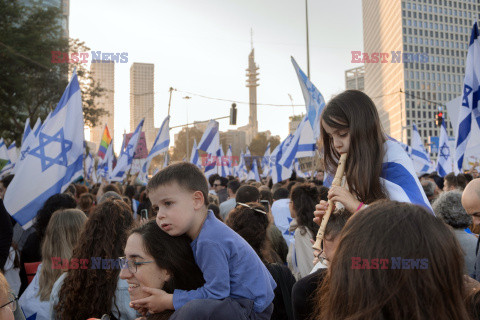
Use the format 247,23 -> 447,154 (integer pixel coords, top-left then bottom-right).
119,220 -> 205,319
50,200 -> 136,320
226,202 -> 296,320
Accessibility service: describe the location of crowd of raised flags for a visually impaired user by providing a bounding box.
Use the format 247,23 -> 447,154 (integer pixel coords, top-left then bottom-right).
2,22 -> 480,230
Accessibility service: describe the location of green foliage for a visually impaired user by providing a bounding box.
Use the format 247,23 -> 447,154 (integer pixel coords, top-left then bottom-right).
249,132 -> 280,156
171,127 -> 204,161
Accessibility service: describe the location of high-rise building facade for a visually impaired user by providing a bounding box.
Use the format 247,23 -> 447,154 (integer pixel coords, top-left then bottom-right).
130,63 -> 155,150
89,61 -> 115,149
363,0 -> 479,152
345,65 -> 365,91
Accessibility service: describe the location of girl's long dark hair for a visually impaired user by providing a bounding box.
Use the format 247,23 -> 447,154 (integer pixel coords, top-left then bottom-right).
313,201 -> 473,320
290,183 -> 319,236
321,90 -> 388,204
55,200 -> 134,320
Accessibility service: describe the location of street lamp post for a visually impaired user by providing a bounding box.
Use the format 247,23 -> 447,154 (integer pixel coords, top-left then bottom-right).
305,0 -> 310,78
183,96 -> 191,160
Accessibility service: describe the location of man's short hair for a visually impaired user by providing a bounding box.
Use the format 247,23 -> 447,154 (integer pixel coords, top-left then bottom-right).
235,185 -> 260,203
227,180 -> 241,194
208,174 -> 221,188
273,187 -> 289,200
422,180 -> 436,198
218,177 -> 228,187
433,190 -> 471,229
147,162 -> 209,207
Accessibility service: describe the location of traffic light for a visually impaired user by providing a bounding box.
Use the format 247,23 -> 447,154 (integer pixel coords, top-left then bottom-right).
435,112 -> 443,127
230,103 -> 237,125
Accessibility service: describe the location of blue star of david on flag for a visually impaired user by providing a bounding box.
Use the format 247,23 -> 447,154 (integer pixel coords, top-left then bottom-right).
439,143 -> 450,161
283,217 -> 295,236
462,84 -> 473,108
29,128 -> 73,172
20,146 -> 30,161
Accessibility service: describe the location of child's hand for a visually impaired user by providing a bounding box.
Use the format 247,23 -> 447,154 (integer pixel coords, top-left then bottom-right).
313,200 -> 332,226
327,186 -> 361,214
130,287 -> 174,314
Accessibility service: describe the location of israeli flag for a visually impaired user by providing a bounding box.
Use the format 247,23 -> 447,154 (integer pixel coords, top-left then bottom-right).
142,116 -> 170,178
455,22 -> 480,172
381,139 -> 432,211
218,145 -> 228,178
294,159 -> 308,178
410,123 -> 434,174
280,116 -> 316,168
250,158 -> 261,182
85,152 -> 94,180
110,119 -> 144,181
97,140 -> 113,180
7,142 -> 19,167
190,139 -> 201,168
236,151 -> 248,180
261,142 -> 270,175
436,119 -> 454,177
163,152 -> 169,168
40,111 -> 52,131
270,135 -> 293,184
0,139 -> 13,178
226,145 -> 233,176
291,57 -> 326,140
22,118 -> 31,145
198,120 -> 220,155
15,118 -> 42,174
4,71 -> 85,229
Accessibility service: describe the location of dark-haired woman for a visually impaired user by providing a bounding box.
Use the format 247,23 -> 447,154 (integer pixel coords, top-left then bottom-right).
226,202 -> 296,320
287,183 -> 319,279
120,220 -> 205,320
50,199 -> 136,320
313,201 -> 480,319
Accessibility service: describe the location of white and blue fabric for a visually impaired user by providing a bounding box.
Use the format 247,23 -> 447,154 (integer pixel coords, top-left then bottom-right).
14,118 -> 42,175
291,56 -> 326,140
110,119 -> 144,182
270,135 -> 293,184
7,142 -> 19,167
261,142 -> 270,177
381,139 -> 432,211
4,71 -> 85,229
436,119 -> 455,177
280,116 -> 316,169
226,145 -> 233,176
142,116 -> 170,179
410,122 -> 434,174
190,139 -> 201,168
455,22 -> 480,172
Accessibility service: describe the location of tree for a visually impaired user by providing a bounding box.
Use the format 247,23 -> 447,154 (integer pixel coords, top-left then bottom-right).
0,1 -> 107,145
171,127 -> 204,161
249,132 -> 281,156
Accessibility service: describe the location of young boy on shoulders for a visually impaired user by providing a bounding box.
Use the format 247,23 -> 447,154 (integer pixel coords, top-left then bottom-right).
130,162 -> 276,319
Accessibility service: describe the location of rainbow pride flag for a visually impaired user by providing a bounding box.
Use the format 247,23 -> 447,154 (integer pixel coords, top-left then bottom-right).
97,124 -> 112,159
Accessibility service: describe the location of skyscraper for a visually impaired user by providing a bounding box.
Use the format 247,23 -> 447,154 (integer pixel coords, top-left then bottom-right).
362,0 -> 479,151
89,61 -> 115,149
345,65 -> 365,91
130,63 -> 155,150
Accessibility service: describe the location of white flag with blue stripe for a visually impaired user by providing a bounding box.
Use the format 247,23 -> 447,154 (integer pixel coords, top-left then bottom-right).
291,57 -> 326,140
218,145 -> 228,178
455,22 -> 480,172
236,151 -> 248,180
85,152 -> 94,180
270,135 -> 293,184
7,142 -> 19,167
280,116 -> 316,168
110,119 -> 144,181
381,139 -> 432,211
226,145 -> 233,176
142,116 -> 170,179
436,119 -> 454,177
15,118 -> 42,174
190,139 -> 201,168
250,158 -> 261,182
5,71 -> 85,229
22,118 -> 31,145
411,123 -> 434,174
198,120 -> 220,155
261,142 -> 270,176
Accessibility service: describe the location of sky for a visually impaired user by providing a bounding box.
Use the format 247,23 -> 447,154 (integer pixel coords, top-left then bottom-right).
69,0 -> 364,152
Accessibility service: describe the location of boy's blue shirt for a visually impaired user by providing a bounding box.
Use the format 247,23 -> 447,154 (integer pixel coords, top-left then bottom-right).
172,210 -> 277,313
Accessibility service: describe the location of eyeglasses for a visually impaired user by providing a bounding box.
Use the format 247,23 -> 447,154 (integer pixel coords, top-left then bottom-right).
0,293 -> 18,312
213,184 -> 221,187
236,202 -> 267,215
119,257 -> 154,274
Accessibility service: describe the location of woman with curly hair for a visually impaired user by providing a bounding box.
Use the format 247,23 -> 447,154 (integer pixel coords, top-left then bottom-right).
287,183 -> 320,279
50,199 -> 136,320
120,220 -> 205,320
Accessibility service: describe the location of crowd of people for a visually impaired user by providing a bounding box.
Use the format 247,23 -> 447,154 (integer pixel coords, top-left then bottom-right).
1,90 -> 480,319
